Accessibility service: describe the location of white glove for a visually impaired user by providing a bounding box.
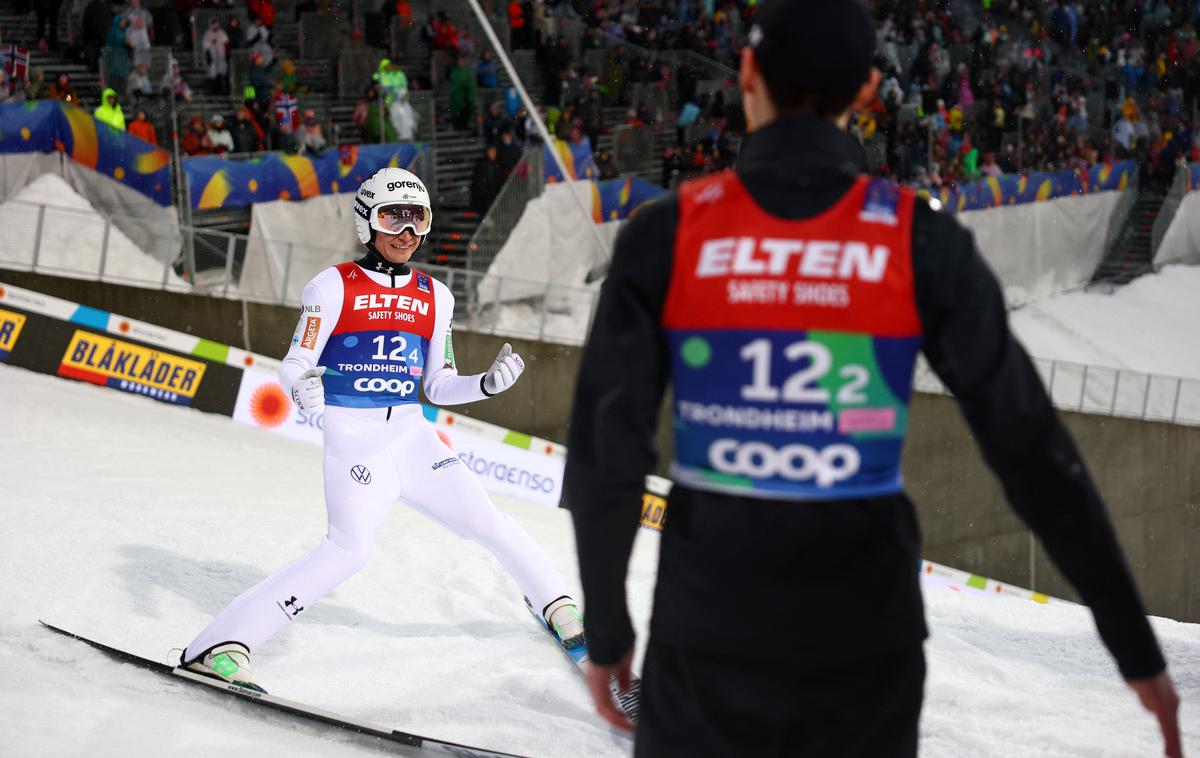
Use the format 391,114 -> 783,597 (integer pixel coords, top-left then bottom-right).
482,343 -> 525,396
291,366 -> 326,412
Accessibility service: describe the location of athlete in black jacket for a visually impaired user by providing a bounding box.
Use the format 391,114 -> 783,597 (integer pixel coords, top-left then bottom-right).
564,1 -> 1181,756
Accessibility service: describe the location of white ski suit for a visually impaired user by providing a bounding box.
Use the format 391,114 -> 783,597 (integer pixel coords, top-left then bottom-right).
185,260 -> 568,660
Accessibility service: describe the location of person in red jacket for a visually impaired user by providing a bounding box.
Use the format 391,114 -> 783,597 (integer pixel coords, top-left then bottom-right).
127,108 -> 158,145
507,0 -> 526,49
247,0 -> 275,27
181,114 -> 212,155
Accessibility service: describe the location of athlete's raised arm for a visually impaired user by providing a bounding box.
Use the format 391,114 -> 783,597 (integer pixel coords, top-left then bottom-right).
423,280 -> 525,405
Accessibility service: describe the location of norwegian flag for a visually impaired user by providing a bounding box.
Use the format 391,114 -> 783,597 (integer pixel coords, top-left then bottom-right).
1,45 -> 30,81
273,93 -> 298,133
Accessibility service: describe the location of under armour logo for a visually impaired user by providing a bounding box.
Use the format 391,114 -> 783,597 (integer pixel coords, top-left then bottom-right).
375,262 -> 394,274
350,465 -> 372,484
277,595 -> 304,619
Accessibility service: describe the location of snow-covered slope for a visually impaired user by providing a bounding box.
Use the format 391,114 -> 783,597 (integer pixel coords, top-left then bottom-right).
1010,264 -> 1200,380
0,364 -> 1196,757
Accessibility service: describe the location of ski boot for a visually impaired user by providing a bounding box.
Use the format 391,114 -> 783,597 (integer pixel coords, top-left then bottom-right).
543,596 -> 586,650
182,642 -> 267,693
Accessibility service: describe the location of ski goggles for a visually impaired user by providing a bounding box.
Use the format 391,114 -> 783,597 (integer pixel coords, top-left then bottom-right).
371,203 -> 433,236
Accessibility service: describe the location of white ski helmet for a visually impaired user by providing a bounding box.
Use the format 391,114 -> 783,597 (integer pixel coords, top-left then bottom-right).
354,167 -> 433,245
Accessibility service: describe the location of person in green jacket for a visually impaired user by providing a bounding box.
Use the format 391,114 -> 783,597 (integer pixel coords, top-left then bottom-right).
363,95 -> 398,143
373,58 -> 408,106
447,54 -> 476,131
94,88 -> 126,131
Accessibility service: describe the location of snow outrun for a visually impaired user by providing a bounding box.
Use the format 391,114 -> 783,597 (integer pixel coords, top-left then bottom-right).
0,364 -> 1196,757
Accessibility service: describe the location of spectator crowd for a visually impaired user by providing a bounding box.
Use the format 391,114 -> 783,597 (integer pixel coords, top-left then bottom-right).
5,0 -> 1200,198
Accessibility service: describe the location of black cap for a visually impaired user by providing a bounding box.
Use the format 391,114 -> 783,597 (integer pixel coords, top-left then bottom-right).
749,0 -> 876,99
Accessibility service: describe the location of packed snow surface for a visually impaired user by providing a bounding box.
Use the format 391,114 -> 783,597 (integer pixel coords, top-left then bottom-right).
1,364 -> 1197,757
1010,264 -> 1200,379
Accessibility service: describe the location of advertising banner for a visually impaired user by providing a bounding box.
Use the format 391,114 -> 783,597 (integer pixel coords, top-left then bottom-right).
231,367 -> 567,508
0,307 -> 27,361
0,281 -> 250,415
183,142 -> 428,211
935,160 -> 1136,214
440,423 -> 564,508
544,138 -> 599,183
595,176 -> 664,222
0,101 -> 172,205
57,329 -> 207,405
232,367 -> 326,445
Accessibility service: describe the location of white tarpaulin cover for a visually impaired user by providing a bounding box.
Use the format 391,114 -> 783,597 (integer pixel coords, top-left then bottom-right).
475,182 -> 1133,341
958,189 -> 1132,307
478,181 -> 619,301
0,173 -> 188,288
0,153 -> 181,265
468,182 -> 616,344
239,192 -> 362,305
1153,191 -> 1200,266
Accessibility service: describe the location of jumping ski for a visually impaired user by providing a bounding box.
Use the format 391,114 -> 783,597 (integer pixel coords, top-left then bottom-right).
40,621 -> 528,758
525,601 -> 642,724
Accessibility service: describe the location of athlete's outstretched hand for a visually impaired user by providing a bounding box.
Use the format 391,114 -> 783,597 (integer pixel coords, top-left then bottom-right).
291,366 -> 327,412
1128,671 -> 1183,757
482,343 -> 525,396
584,648 -> 635,733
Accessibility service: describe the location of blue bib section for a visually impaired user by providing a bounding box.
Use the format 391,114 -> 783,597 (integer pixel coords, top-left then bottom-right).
318,330 -> 429,408
667,328 -> 920,500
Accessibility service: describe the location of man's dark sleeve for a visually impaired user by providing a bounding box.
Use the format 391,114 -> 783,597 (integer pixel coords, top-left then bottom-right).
912,202 -> 1166,680
564,195 -> 676,665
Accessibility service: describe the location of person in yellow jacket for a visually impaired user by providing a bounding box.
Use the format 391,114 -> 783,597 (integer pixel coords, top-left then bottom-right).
94,87 -> 126,131
372,58 -> 408,105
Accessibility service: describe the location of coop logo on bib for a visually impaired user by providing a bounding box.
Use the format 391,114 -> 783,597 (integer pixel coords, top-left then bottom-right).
353,377 -> 416,394
708,439 -> 861,488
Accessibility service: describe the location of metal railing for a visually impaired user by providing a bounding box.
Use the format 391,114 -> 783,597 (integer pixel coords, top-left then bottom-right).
551,15 -> 656,64
629,82 -> 670,123
338,48 -> 387,99
4,195 -> 1199,425
299,12 -> 341,60
612,124 -> 655,173
390,16 -> 418,58
0,194 -> 599,343
665,49 -> 737,86
433,0 -> 511,53
191,8 -> 249,68
913,356 -> 1200,426
100,47 -> 172,99
1152,165 -> 1187,259
466,146 -> 544,274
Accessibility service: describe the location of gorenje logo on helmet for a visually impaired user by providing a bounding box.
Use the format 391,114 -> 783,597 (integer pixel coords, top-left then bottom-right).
387,180 -> 424,192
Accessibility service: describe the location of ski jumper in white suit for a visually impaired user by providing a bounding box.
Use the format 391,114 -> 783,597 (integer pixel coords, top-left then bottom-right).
184,260 -> 570,661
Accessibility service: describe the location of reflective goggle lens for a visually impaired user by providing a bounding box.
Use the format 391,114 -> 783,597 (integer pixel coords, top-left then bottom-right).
373,203 -> 432,235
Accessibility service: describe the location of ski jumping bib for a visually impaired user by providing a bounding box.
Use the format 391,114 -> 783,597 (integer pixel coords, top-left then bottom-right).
318,262 -> 436,408
662,172 -> 923,500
